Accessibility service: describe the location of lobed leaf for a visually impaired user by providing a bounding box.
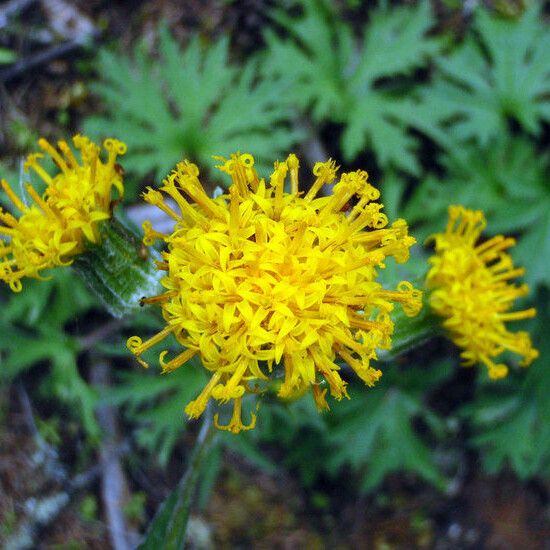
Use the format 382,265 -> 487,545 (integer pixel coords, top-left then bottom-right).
421,6 -> 550,145
326,381 -> 447,492
467,299 -> 550,478
404,135 -> 550,288
264,0 -> 439,173
84,27 -> 299,193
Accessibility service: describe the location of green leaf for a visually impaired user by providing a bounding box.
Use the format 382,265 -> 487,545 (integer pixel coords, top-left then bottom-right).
404,135 -> 550,288
264,0 -> 353,120
0,47 -> 17,64
471,396 -> 541,476
138,415 -> 215,550
264,0 -> 439,173
514,214 -> 550,290
379,170 -> 406,223
421,6 -> 550,145
342,96 -> 421,173
0,325 -> 74,378
226,395 -> 329,485
351,1 -> 438,83
84,27 -> 300,193
0,272 -> 99,438
467,293 -> 550,478
217,354 -> 451,493
326,379 -> 447,492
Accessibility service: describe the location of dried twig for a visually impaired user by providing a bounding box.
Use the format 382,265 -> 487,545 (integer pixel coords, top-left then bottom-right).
0,0 -> 98,81
40,0 -> 95,43
3,463 -> 105,550
16,381 -> 67,483
91,359 -> 139,550
0,40 -> 84,83
77,317 -> 127,351
0,0 -> 35,30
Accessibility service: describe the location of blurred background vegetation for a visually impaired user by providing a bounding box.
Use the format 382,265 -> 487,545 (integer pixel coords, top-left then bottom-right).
0,0 -> 549,548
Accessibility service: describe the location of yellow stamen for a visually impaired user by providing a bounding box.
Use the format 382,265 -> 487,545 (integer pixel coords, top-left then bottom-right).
130,152 -> 420,432
25,184 -> 57,220
38,138 -> 70,174
127,325 -> 174,358
160,348 -> 197,373
287,154 -> 300,194
304,159 -> 338,201
1,179 -> 27,212
427,205 -> 538,378
214,397 -> 257,433
498,308 -> 536,321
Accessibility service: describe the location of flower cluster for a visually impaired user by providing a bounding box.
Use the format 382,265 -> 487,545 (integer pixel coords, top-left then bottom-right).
128,153 -> 422,433
0,136 -> 127,292
427,205 -> 538,379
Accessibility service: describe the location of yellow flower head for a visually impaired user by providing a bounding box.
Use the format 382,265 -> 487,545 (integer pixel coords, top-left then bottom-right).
427,205 -> 538,379
128,153 -> 422,433
0,136 -> 127,291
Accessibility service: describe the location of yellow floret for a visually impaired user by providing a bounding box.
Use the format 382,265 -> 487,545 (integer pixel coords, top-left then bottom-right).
427,205 -> 538,379
128,153 -> 422,432
0,136 -> 126,291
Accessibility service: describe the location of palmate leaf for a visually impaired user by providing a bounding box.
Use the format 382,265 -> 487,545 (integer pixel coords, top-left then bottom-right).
421,5 -> 550,145
342,96 -> 422,174
404,135 -> 549,235
264,0 -> 354,120
236,395 -> 329,486
325,378 -> 448,493
264,0 -> 438,173
469,392 -> 545,477
352,3 -> 438,82
84,27 -> 300,192
324,360 -> 452,493
0,272 -> 100,438
467,296 -> 550,478
223,358 -> 451,493
514,215 -> 550,291
0,325 -> 99,440
404,135 -> 550,288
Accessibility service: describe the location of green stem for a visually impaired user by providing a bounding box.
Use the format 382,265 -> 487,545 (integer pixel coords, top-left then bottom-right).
380,304 -> 442,361
73,216 -> 162,318
138,408 -> 216,550
166,411 -> 216,548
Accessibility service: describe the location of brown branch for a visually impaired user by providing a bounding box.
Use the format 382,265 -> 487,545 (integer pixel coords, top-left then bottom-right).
0,40 -> 85,83
76,317 -> 127,351
91,359 -> 139,550
0,0 -> 35,30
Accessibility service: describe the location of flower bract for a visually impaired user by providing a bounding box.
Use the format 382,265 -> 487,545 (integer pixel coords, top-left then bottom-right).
128,153 -> 422,433
0,136 -> 127,291
427,205 -> 538,379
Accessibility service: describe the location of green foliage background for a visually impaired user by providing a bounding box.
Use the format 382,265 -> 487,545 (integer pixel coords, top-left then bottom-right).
1,0 -> 549,527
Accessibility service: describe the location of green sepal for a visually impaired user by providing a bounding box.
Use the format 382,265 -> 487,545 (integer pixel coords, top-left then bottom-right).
73,215 -> 162,318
